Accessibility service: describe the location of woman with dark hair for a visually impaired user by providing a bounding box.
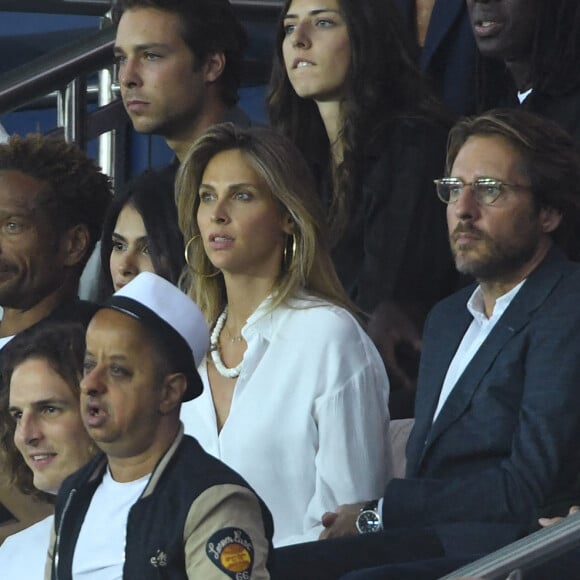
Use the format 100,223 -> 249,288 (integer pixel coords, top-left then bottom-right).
0,322 -> 97,577
100,169 -> 185,295
268,0 -> 457,398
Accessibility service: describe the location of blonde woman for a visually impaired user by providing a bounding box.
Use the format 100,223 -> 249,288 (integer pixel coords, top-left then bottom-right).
177,124 -> 392,547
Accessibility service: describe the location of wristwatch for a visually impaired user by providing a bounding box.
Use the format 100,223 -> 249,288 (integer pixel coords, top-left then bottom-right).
355,500 -> 383,534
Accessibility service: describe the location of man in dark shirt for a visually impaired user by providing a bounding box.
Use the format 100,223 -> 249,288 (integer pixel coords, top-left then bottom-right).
467,0 -> 580,142
273,109 -> 580,580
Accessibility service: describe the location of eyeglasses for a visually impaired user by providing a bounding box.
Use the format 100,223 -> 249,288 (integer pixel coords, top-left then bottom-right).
434,177 -> 530,205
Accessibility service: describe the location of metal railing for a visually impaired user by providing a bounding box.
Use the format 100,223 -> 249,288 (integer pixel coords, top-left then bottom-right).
0,26 -> 115,116
0,0 -> 283,179
0,0 -> 283,16
0,0 -> 283,17
0,0 -> 283,113
0,1 -> 111,16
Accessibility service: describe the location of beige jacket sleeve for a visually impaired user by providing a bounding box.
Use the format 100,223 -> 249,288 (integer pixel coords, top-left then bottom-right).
184,484 -> 270,580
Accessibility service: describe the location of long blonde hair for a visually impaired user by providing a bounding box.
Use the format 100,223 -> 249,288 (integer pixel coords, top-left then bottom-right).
175,123 -> 354,323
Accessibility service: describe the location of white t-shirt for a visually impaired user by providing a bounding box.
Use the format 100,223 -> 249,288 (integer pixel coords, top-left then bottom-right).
181,294 -> 392,546
0,515 -> 53,579
72,469 -> 149,579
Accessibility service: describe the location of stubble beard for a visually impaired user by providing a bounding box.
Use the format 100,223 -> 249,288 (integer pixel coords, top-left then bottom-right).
451,228 -> 540,283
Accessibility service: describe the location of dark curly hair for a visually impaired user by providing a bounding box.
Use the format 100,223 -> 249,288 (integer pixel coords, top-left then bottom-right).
100,169 -> 185,297
112,0 -> 247,107
446,109 -> 580,260
0,321 -> 89,502
268,0 -> 449,242
0,134 -> 112,273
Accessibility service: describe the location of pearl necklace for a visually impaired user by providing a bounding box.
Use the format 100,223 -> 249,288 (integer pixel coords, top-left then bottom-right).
210,308 -> 243,378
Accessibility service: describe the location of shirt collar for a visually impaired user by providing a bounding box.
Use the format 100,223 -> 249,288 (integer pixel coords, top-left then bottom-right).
466,279 -> 527,324
517,87 -> 534,104
240,290 -> 313,340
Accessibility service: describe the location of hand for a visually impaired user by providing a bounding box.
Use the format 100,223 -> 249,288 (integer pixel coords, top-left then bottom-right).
367,301 -> 422,391
539,505 -> 580,527
319,502 -> 365,540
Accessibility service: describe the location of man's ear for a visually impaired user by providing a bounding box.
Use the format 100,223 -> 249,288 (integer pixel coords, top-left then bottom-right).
159,373 -> 187,415
539,206 -> 563,234
204,52 -> 226,83
62,224 -> 90,267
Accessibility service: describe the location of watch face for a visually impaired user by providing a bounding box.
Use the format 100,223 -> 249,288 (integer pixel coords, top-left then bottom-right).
356,510 -> 382,534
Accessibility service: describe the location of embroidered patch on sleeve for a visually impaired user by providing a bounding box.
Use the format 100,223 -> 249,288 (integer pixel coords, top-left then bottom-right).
206,527 -> 254,579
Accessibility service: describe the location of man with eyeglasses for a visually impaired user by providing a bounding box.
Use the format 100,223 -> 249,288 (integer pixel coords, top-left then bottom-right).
272,108 -> 580,580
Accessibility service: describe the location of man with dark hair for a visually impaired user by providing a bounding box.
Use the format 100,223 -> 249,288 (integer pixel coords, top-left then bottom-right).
467,0 -> 580,142
0,133 -> 112,344
0,133 -> 111,541
272,109 -> 580,579
48,272 -> 273,579
112,0 -> 248,162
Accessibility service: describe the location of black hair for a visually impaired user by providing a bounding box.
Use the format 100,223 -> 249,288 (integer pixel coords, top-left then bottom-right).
100,169 -> 185,296
112,0 -> 247,106
0,134 -> 112,274
478,0 -> 580,109
268,0 -> 449,241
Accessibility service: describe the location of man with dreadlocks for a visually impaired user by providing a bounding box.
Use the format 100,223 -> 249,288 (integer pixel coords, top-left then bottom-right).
467,0 -> 580,142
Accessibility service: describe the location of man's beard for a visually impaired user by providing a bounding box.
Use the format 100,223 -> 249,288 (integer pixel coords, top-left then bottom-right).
450,223 -> 540,283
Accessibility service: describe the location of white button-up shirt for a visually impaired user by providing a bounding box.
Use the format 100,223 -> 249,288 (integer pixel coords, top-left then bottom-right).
181,294 -> 392,546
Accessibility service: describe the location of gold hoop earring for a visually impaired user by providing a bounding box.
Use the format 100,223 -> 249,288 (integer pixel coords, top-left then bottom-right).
283,234 -> 297,272
184,235 -> 221,278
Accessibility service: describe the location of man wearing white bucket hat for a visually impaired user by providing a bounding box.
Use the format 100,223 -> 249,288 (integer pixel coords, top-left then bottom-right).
47,272 -> 273,579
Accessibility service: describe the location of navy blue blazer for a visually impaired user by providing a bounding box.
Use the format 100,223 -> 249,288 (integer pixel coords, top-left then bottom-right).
394,0 -> 478,115
382,247 -> 580,536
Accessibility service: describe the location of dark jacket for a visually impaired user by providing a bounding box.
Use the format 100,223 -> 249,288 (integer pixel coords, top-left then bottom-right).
521,88 -> 580,144
383,247 -> 580,540
49,428 -> 274,579
487,76 -> 580,144
328,117 -> 456,316
394,0 -> 478,115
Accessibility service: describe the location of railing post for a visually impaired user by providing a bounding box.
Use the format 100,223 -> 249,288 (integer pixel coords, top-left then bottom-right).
97,10 -> 117,182
56,88 -> 65,128
63,76 -> 87,146
98,68 -> 115,179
